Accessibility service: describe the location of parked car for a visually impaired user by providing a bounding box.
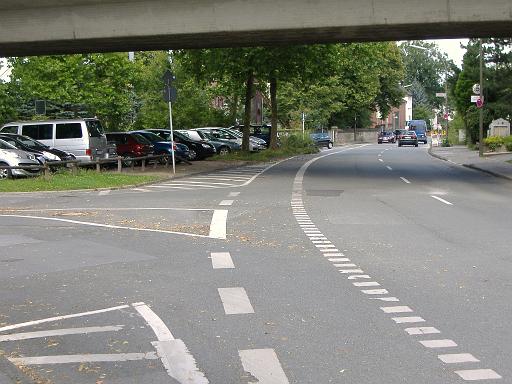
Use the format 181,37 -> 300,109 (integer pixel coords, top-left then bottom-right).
397,129 -> 418,147
147,129 -> 216,160
0,133 -> 76,163
197,127 -> 263,151
105,132 -> 154,165
229,125 -> 270,148
0,138 -> 41,179
225,127 -> 266,150
131,130 -> 190,163
377,131 -> 396,144
1,118 -> 109,162
192,129 -> 240,155
310,132 -> 334,149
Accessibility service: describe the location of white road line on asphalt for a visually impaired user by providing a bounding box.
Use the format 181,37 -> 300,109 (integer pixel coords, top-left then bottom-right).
333,263 -> 357,268
132,188 -> 152,192
312,240 -> 332,244
211,252 -> 235,269
239,349 -> 290,384
454,369 -> 502,381
219,200 -> 234,206
386,166 -> 393,171
431,195 -> 454,205
132,302 -> 174,341
0,215 -> 215,239
150,184 -> 221,189
379,159 -> 384,162
209,210 -> 228,239
328,258 -> 351,262
400,177 -> 411,184
362,289 -> 389,295
392,317 -> 425,324
404,327 -> 440,336
320,248 -> 340,253
229,192 -> 241,197
98,190 -> 111,196
11,207 -> 215,212
419,339 -> 457,348
381,306 -> 413,313
0,305 -> 129,333
0,326 -> 124,342
8,353 -> 159,365
339,269 -> 365,274
347,275 -> 371,279
305,233 -> 323,236
438,353 -> 479,364
191,177 -> 249,181
369,297 -> 400,302
218,287 -> 255,315
353,282 -> 380,287
324,253 -> 344,257
240,159 -> 288,187
167,181 -> 237,186
315,244 -> 336,248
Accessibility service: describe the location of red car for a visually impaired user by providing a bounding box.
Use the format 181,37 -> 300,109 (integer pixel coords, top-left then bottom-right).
106,132 -> 154,164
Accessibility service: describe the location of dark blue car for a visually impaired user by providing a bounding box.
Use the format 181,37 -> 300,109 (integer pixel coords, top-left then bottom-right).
131,130 -> 190,163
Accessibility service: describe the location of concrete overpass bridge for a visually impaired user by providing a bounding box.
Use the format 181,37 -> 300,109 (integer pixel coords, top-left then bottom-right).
0,0 -> 511,56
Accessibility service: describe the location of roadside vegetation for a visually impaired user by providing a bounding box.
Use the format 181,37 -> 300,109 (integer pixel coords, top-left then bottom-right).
0,169 -> 164,192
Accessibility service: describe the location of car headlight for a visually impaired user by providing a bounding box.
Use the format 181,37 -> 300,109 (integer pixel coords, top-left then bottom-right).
201,143 -> 211,148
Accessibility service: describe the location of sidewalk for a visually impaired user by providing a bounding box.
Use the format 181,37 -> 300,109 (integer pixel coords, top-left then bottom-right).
429,145 -> 512,181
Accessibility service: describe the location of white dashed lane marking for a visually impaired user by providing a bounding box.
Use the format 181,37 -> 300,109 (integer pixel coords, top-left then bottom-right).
0,326 -> 124,342
228,191 -> 241,197
218,288 -> 255,315
419,339 -> 458,348
404,327 -> 440,335
455,369 -> 502,381
386,166 -> 393,171
392,317 -> 426,324
431,195 -> 454,205
239,349 -> 290,384
210,252 -> 235,269
438,353 -> 479,364
400,177 -> 411,184
219,200 -> 234,206
380,306 -> 413,314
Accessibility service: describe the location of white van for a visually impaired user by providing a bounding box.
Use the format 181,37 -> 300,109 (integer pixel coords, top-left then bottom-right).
0,118 -> 109,162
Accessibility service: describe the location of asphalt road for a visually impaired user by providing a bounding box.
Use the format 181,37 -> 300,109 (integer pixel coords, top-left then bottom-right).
0,144 -> 510,383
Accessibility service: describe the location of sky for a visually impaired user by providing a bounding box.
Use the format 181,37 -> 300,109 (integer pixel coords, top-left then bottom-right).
1,39 -> 469,82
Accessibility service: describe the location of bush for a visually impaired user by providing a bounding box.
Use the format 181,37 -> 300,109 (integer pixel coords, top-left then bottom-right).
484,136 -> 505,152
503,136 -> 512,152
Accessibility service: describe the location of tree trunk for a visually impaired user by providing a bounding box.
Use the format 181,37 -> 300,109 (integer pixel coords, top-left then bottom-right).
242,70 -> 254,152
269,76 -> 278,150
229,90 -> 239,124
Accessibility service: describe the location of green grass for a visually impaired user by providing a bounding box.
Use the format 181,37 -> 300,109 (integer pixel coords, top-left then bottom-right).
0,170 -> 165,192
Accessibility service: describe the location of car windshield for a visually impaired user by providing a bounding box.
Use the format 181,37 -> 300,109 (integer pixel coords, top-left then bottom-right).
195,131 -> 212,140
132,133 -> 152,145
137,131 -> 164,142
16,135 -> 47,149
0,138 -> 19,150
181,131 -> 203,141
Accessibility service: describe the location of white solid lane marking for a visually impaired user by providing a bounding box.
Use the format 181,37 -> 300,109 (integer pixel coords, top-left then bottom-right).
381,306 -> 413,313
400,177 -> 411,184
431,195 -> 454,205
209,210 -> 228,240
211,252 -> 235,269
229,192 -> 241,197
419,339 -> 457,348
328,258 -> 351,262
347,275 -> 371,280
8,353 -> 159,365
370,297 -> 400,302
386,166 -> 393,171
218,288 -> 255,315
353,282 -> 380,287
392,317 -> 425,324
454,369 -> 502,381
98,190 -> 111,196
438,353 -> 480,364
0,305 -> 129,333
404,327 -> 440,335
0,326 -> 124,342
362,289 -> 389,295
333,263 -> 357,268
239,349 -> 290,384
315,244 -> 336,248
312,241 -> 332,244
339,269 -> 364,274
132,302 -> 174,341
219,200 -> 234,206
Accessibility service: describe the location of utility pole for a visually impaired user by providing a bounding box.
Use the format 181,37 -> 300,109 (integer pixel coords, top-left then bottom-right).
354,113 -> 357,142
479,39 -> 484,157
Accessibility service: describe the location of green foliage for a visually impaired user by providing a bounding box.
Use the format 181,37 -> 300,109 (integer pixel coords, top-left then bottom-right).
483,136 -> 505,152
504,136 -> 512,152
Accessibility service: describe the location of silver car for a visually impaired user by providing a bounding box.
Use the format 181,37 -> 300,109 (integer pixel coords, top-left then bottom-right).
0,139 -> 41,179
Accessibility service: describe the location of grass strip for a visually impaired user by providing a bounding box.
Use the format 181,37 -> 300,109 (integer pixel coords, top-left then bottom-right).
0,170 -> 164,192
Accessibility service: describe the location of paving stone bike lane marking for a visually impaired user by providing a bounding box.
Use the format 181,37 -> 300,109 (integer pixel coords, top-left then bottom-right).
289,145 -> 503,382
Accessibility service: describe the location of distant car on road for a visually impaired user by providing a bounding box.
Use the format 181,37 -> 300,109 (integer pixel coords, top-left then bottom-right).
310,132 -> 334,149
377,131 -> 396,144
397,130 -> 418,147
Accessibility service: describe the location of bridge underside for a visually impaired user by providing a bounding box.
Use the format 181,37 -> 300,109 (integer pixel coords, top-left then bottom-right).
0,0 -> 511,56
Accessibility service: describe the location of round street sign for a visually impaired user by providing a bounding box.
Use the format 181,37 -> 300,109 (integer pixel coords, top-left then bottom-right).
472,84 -> 481,95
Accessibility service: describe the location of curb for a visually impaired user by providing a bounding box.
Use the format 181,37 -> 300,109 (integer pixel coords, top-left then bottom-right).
427,146 -> 449,162
0,355 -> 33,384
462,163 -> 512,181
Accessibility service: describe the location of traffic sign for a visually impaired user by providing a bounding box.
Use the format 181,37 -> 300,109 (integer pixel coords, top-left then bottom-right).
163,85 -> 177,103
162,69 -> 175,86
472,83 -> 481,95
436,92 -> 447,98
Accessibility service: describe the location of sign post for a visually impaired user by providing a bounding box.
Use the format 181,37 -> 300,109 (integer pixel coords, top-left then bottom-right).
162,69 -> 177,174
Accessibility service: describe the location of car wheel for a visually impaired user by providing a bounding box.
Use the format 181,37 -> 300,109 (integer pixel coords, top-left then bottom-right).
415,143 -> 419,147
157,152 -> 169,165
188,149 -> 197,161
0,162 -> 12,180
398,142 -> 402,147
327,142 -> 333,149
218,146 -> 230,156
